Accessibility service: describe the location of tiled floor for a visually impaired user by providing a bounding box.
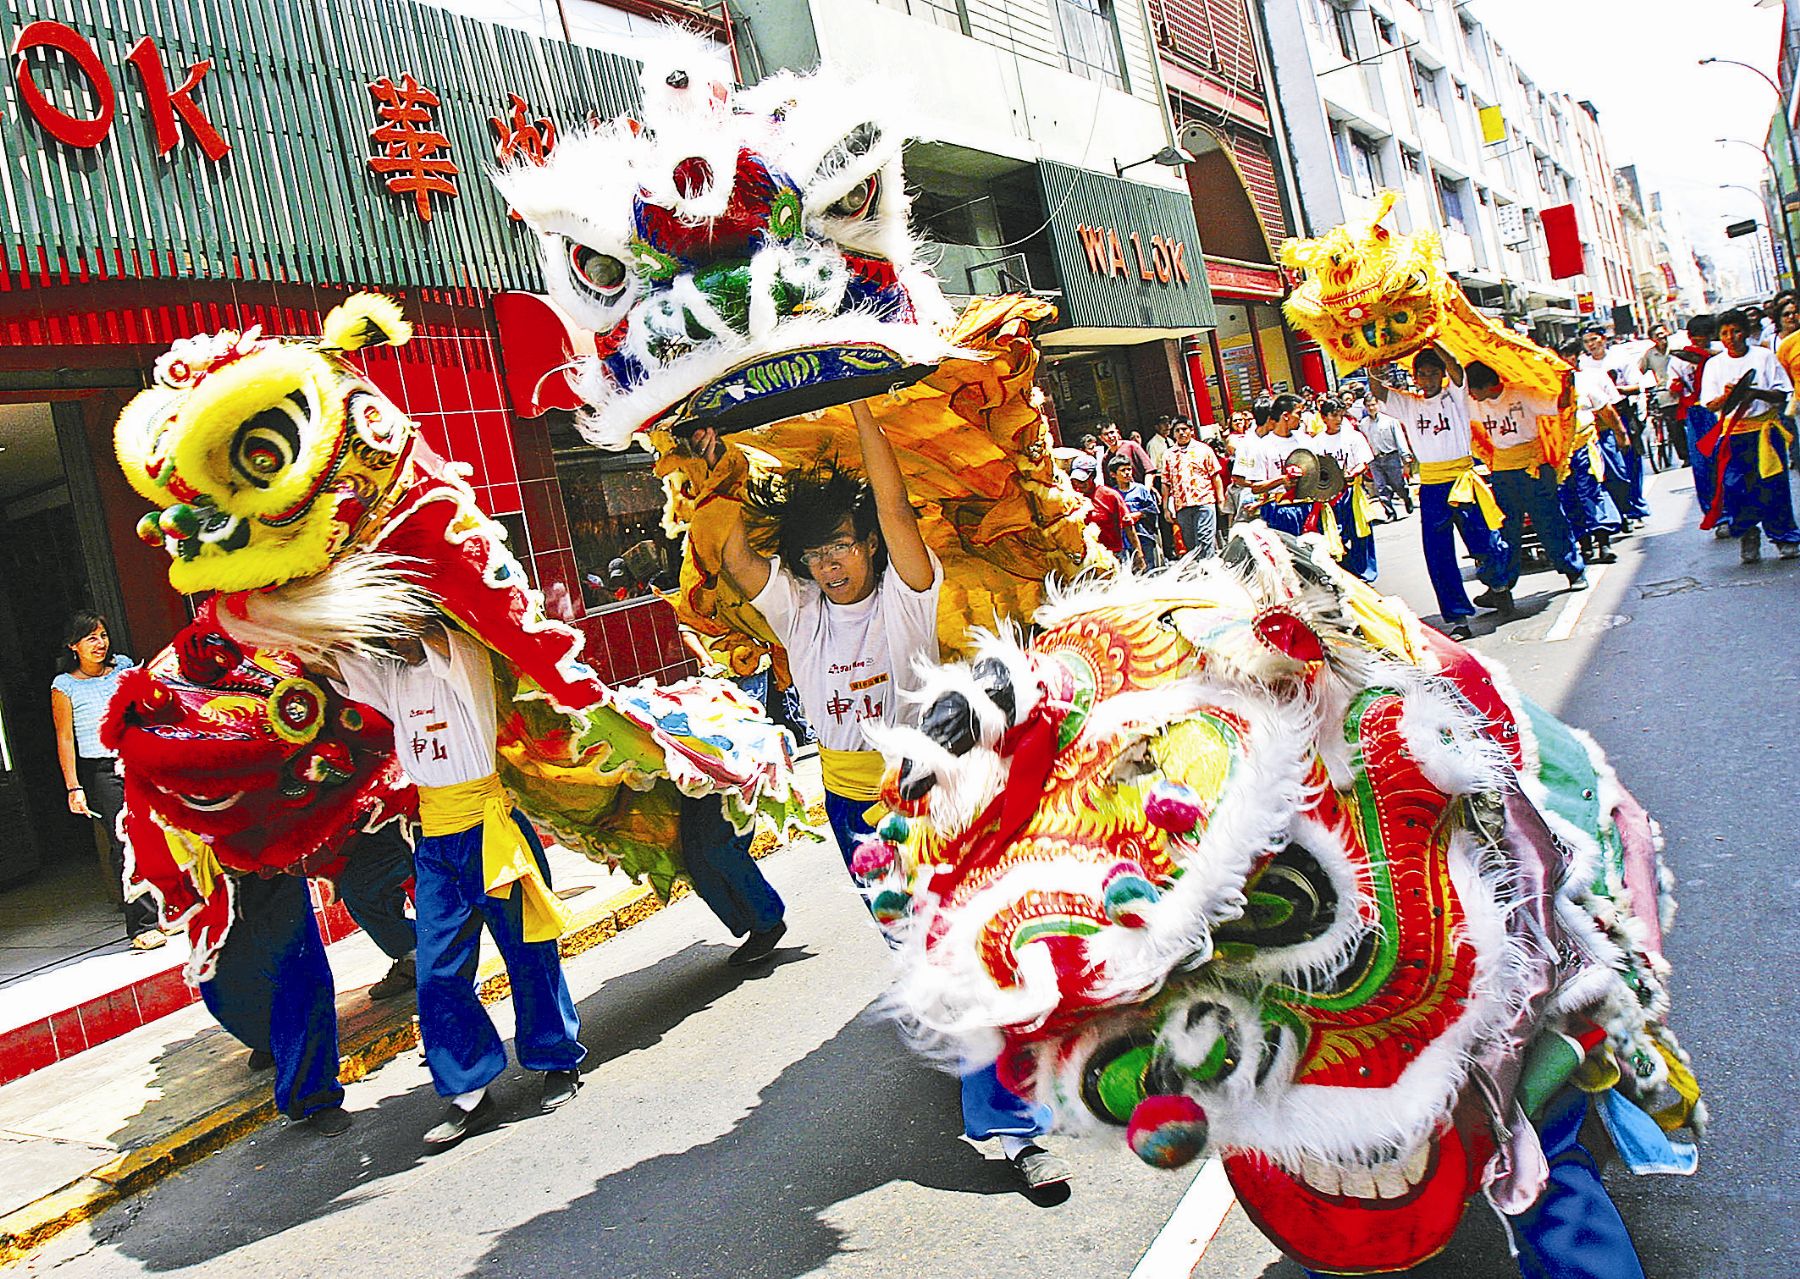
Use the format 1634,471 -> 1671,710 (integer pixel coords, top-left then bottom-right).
0,856 -> 141,988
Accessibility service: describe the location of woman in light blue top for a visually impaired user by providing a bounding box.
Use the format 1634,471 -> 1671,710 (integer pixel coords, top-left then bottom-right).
50,610 -> 160,948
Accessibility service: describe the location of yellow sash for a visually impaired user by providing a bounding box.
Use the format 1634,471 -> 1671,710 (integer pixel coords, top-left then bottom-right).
1417,456 -> 1504,529
1488,439 -> 1546,474
818,746 -> 884,803
1727,413 -> 1797,478
418,774 -> 569,943
1350,476 -> 1376,538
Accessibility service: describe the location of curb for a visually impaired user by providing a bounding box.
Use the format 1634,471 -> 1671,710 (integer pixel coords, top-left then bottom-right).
0,815 -> 815,1268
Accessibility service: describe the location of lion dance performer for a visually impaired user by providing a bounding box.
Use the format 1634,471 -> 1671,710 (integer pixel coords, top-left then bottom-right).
108,292 -> 805,1142
491,37 -> 1106,1188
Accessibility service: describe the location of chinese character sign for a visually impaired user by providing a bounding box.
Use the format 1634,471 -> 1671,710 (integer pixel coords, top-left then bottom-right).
491,93 -> 556,221
367,74 -> 458,222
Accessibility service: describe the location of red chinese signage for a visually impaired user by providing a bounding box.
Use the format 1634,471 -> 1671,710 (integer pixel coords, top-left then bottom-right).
367,74 -> 459,222
10,20 -> 229,159
1204,258 -> 1286,300
491,94 -> 557,221
1075,223 -> 1194,286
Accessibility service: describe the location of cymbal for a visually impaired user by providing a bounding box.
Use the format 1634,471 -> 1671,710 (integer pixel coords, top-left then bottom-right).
1284,447 -> 1347,502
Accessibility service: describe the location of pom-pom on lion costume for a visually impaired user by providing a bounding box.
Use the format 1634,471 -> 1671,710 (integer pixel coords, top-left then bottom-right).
493,40 -> 1102,675
856,528 -> 1700,1275
112,294 -> 804,972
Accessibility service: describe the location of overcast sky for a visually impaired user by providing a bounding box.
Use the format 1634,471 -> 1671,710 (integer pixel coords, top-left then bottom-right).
1469,0 -> 1787,292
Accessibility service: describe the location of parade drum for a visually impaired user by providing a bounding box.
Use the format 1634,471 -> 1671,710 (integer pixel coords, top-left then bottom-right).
1284,447 -> 1346,502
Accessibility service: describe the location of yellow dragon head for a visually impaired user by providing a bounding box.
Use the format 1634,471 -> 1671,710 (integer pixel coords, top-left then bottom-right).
1280,191 -> 1446,370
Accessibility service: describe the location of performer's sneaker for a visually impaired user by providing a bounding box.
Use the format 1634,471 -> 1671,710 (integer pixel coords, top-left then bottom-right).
247,1049 -> 275,1072
541,1069 -> 582,1110
728,920 -> 788,968
1741,528 -> 1763,563
424,1095 -> 495,1148
1471,588 -> 1513,614
305,1106 -> 353,1138
1779,542 -> 1800,559
1591,545 -> 1618,564
1564,572 -> 1590,592
1007,1143 -> 1072,1191
369,953 -> 416,1002
1713,524 -> 1733,540
1446,621 -> 1474,642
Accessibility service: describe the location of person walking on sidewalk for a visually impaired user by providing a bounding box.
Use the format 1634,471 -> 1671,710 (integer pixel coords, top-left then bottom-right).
695,399 -> 1073,1193
1159,418 -> 1225,559
1374,347 -> 1513,640
1358,392 -> 1414,518
51,611 -> 162,951
1107,454 -> 1163,570
1698,307 -> 1800,562
327,624 -> 586,1149
1464,361 -> 1588,593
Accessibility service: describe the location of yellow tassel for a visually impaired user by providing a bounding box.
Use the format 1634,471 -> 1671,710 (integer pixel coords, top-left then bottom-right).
320,292 -> 412,352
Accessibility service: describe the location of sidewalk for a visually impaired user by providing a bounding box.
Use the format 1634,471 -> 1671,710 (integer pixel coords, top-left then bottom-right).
0,776 -> 822,1266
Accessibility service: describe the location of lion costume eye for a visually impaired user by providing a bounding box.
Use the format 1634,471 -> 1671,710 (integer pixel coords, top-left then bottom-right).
825,175 -> 878,221
231,392 -> 308,488
569,241 -> 629,297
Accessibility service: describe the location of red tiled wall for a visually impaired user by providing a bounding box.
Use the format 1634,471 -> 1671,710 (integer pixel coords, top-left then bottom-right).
1228,131 -> 1291,250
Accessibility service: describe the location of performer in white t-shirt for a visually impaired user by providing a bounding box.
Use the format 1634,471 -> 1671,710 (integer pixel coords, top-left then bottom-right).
697,399 -> 1069,1192
1374,346 -> 1512,640
1314,397 -> 1378,581
1697,306 -> 1800,561
1464,361 -> 1587,593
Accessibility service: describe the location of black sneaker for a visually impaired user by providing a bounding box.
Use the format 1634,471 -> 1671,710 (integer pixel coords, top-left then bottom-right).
305,1105 -> 353,1137
727,920 -> 788,968
369,953 -> 416,1002
1008,1143 -> 1072,1190
248,1049 -> 275,1072
424,1094 -> 495,1148
1447,621 -> 1474,642
1471,588 -> 1514,614
541,1069 -> 582,1110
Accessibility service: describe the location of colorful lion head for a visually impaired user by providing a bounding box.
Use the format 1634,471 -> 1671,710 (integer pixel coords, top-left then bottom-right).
495,39 -> 959,446
862,530 -> 1698,1273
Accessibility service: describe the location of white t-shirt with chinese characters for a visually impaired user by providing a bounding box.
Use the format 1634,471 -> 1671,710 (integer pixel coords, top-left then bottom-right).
1472,389 -> 1559,451
1384,385 -> 1474,465
1699,345 -> 1792,419
751,551 -> 943,753
331,629 -> 497,788
1316,425 -> 1373,474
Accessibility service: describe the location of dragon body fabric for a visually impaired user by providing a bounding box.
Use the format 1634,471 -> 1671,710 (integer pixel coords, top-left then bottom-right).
111,294 -> 803,979
493,39 -> 1100,673
856,528 -> 1700,1274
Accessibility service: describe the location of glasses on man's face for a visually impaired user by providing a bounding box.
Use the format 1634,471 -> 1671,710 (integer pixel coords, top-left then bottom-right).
799,537 -> 864,568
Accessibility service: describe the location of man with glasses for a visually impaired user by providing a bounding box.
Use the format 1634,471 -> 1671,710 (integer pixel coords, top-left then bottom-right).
692,401 -> 1071,1193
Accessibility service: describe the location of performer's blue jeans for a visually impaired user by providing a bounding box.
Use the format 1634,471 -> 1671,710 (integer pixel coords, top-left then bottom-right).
1490,465 -> 1584,581
824,789 -> 1049,1142
1417,479 -> 1512,620
1302,1088 -> 1644,1279
678,793 -> 785,936
414,809 -> 585,1097
201,874 -> 343,1120
1330,489 -> 1377,582
1559,447 -> 1622,539
336,823 -> 416,961
1718,429 -> 1800,544
1686,408 -> 1718,515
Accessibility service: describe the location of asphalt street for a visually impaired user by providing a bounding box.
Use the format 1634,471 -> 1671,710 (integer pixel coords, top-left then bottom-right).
22,463 -> 1798,1279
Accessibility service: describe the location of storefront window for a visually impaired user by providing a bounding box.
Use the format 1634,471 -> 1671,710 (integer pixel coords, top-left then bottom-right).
1214,306 -> 1262,410
1253,303 -> 1297,395
552,425 -> 682,613
1040,349 -> 1140,442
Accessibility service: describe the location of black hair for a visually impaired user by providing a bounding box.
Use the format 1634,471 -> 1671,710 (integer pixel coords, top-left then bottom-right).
1413,348 -> 1446,374
1079,432 -> 1099,449
58,610 -> 110,674
1270,392 -> 1303,419
1717,307 -> 1750,335
742,457 -> 887,583
1251,396 -> 1275,426
1687,313 -> 1717,340
1319,397 -> 1345,415
1464,361 -> 1501,391
1556,336 -> 1584,360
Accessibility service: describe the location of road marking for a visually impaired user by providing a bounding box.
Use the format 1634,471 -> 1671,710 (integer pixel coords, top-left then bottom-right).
1543,564 -> 1607,642
1129,1156 -> 1237,1279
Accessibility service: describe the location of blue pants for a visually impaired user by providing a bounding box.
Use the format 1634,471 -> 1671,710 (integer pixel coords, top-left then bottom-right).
1718,429 -> 1800,543
1330,490 -> 1377,581
1686,408 -> 1718,515
1418,479 -> 1512,619
414,810 -> 585,1096
1302,1088 -> 1644,1279
678,794 -> 784,936
1491,465 -> 1584,581
823,789 -> 1048,1141
1559,447 -> 1622,539
1600,408 -> 1651,520
1259,501 -> 1311,537
201,874 -> 343,1119
336,824 -> 416,961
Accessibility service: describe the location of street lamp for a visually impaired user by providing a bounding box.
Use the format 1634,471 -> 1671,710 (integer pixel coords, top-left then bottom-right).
1714,136 -> 1800,275
1719,183 -> 1783,291
1113,144 -> 1194,179
1699,57 -> 1800,284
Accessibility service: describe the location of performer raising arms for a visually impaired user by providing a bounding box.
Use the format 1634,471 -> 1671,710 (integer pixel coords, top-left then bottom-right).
692,400 -> 1071,1193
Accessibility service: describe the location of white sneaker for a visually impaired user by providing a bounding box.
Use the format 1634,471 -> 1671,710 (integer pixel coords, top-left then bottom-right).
1779,542 -> 1799,560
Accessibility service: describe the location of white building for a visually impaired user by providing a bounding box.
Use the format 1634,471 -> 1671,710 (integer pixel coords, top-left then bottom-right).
1265,0 -> 1643,339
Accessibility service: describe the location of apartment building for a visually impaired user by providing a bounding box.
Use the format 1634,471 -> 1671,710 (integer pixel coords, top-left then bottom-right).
1263,0 -> 1644,340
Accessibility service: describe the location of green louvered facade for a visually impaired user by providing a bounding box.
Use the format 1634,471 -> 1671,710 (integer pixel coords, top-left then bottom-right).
0,0 -> 642,291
